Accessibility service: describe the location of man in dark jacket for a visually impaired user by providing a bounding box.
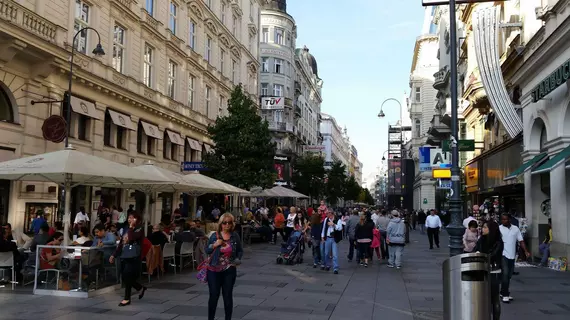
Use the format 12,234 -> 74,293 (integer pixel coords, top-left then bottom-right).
417,210 -> 427,234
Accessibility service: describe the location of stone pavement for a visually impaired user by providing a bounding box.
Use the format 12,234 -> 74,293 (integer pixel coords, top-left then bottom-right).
1,229 -> 570,320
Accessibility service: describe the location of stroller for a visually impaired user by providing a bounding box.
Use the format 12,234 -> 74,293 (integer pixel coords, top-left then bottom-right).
276,230 -> 304,265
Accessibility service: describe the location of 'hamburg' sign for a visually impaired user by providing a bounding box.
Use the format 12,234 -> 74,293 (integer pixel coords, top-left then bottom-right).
531,58 -> 570,103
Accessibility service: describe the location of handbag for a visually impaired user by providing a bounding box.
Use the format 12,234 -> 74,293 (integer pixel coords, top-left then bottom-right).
120,242 -> 141,259
196,232 -> 218,283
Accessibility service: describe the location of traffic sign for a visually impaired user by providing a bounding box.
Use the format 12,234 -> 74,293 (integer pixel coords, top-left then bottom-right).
442,139 -> 475,152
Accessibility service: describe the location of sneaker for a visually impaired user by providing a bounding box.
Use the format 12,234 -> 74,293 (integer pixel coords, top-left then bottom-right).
387,264 -> 395,268
359,262 -> 364,266
320,266 -> 325,270
502,296 -> 510,303
364,263 -> 368,268
396,266 -> 402,269
333,270 -> 338,274
313,264 -> 317,268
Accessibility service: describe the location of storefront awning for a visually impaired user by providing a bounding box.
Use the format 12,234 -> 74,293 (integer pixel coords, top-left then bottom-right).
108,110 -> 135,130
503,153 -> 546,180
203,144 -> 213,153
140,121 -> 162,140
187,138 -> 201,151
166,130 -> 184,146
70,96 -> 99,119
532,145 -> 570,175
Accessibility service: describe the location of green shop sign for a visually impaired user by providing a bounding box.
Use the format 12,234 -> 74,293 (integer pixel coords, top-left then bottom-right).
531,58 -> 570,103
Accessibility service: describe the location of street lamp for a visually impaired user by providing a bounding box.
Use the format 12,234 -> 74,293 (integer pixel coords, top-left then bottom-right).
65,27 -> 105,147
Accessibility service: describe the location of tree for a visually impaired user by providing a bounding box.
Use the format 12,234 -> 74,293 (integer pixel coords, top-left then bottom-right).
325,161 -> 347,206
363,188 -> 375,205
344,175 -> 362,202
203,85 -> 276,189
291,154 -> 326,202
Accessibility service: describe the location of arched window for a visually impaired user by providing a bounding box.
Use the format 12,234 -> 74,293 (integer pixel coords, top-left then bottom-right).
539,126 -> 547,151
0,82 -> 15,123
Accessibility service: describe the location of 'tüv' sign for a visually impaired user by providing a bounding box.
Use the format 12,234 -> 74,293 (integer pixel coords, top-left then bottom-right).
261,97 -> 285,110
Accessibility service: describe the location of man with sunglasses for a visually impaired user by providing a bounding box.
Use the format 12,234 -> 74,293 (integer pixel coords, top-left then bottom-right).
321,210 -> 343,274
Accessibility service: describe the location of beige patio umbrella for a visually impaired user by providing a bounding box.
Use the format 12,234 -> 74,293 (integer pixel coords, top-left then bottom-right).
265,186 -> 309,198
0,147 -> 169,244
183,171 -> 250,194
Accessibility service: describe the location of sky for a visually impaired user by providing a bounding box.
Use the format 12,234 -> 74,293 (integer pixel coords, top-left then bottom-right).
287,0 -> 425,179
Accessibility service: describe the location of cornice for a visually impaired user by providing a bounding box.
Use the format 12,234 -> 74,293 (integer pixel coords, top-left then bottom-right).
410,34 -> 439,73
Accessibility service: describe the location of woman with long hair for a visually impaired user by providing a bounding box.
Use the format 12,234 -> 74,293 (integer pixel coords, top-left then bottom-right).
110,212 -> 146,306
272,207 -> 286,244
354,214 -> 375,267
474,220 -> 503,320
205,213 -> 243,320
308,213 -> 322,268
284,207 -> 297,241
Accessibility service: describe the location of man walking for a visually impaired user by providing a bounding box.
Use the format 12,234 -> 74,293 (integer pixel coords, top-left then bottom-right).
321,210 -> 343,274
386,210 -> 406,269
376,210 -> 390,260
499,213 -> 530,303
425,210 -> 442,249
345,210 -> 360,262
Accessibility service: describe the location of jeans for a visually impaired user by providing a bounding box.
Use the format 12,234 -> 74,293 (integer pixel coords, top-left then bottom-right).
311,239 -> 321,265
322,238 -> 339,271
207,266 -> 237,320
358,242 -> 371,260
539,243 -> 550,265
490,272 -> 501,320
427,227 -> 440,248
500,257 -> 515,296
121,258 -> 142,300
388,245 -> 404,267
419,224 -> 425,234
379,230 -> 388,258
347,236 -> 356,260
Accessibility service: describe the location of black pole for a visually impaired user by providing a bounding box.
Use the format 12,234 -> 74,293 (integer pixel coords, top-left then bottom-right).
447,0 -> 464,257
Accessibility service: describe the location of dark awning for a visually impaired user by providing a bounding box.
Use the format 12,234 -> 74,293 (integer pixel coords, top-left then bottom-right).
503,153 -> 546,180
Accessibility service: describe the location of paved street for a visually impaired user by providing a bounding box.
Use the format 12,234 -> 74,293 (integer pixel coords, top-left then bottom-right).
1,230 -> 570,320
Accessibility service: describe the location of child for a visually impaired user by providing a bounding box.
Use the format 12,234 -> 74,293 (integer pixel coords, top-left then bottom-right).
371,228 -> 382,261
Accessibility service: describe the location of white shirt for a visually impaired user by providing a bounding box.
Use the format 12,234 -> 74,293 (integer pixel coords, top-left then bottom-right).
371,213 -> 379,226
74,236 -> 90,245
321,217 -> 343,238
499,224 -> 523,260
463,216 -> 477,229
286,214 -> 296,228
425,215 -> 442,228
74,211 -> 90,224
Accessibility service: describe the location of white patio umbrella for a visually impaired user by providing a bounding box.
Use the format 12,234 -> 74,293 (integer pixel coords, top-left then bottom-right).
183,171 -> 250,194
268,186 -> 309,199
0,147 -> 170,244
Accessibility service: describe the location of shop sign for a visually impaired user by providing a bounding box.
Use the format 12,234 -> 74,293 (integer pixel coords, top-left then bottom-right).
429,148 -> 451,168
531,58 -> 570,103
42,115 -> 67,143
181,162 -> 207,171
437,179 -> 452,189
442,139 -> 475,152
274,155 -> 289,162
261,97 -> 285,110
418,147 -> 432,172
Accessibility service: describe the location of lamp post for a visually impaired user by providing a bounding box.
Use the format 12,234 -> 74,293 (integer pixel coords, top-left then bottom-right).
65,27 -> 105,147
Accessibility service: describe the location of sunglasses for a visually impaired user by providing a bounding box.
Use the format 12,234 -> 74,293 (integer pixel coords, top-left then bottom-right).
221,221 -> 233,225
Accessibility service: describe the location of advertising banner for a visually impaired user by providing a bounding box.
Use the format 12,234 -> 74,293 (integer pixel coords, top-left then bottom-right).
261,97 -> 285,110
387,159 -> 402,195
274,155 -> 291,186
419,147 -> 432,172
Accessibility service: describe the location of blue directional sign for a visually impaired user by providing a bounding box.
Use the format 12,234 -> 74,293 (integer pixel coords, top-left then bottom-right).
181,162 -> 208,171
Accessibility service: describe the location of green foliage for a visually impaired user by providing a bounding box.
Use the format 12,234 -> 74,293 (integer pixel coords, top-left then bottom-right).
344,175 -> 362,202
325,161 -> 347,206
291,154 -> 326,200
202,85 -> 276,189
363,188 -> 375,205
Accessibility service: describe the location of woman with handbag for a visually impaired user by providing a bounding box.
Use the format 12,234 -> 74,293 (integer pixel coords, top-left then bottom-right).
204,213 -> 243,320
109,211 -> 147,307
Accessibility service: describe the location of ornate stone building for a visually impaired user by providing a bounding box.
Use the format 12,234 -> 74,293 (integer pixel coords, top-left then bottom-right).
0,0 -> 260,230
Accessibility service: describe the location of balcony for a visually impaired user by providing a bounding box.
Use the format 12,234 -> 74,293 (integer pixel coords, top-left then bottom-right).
285,97 -> 293,108
141,8 -> 163,38
294,106 -> 302,118
0,0 -> 65,44
294,81 -> 302,94
268,121 -> 294,133
433,66 -> 450,91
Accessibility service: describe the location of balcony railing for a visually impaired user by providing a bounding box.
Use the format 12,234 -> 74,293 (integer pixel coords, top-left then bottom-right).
268,121 -> 294,133
433,66 -> 450,90
0,0 -> 63,43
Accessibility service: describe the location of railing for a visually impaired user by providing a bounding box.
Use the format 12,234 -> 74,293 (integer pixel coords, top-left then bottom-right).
267,121 -> 294,133
141,8 -> 159,31
0,0 -> 59,43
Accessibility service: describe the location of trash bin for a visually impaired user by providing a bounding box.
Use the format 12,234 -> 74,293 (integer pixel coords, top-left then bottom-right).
442,252 -> 490,320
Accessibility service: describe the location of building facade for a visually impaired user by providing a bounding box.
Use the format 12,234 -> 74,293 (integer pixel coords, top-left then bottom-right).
0,0 -> 260,231
320,113 -> 349,170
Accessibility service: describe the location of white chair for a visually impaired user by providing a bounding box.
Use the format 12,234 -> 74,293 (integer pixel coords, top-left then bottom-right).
162,242 -> 176,274
0,252 -> 15,290
176,242 -> 195,272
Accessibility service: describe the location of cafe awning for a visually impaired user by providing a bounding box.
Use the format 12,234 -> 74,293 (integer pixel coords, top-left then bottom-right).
203,144 -> 213,153
503,153 -> 546,180
108,109 -> 135,130
532,145 -> 570,175
70,96 -> 99,119
141,121 -> 162,139
166,130 -> 184,146
187,138 -> 201,151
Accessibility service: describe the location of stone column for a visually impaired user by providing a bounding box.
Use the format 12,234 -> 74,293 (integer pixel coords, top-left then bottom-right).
549,164 -> 568,256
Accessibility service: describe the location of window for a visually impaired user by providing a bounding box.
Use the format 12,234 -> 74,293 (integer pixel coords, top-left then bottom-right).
231,59 -> 237,83
163,131 -> 179,160
261,57 -> 269,72
188,74 -> 195,108
261,27 -> 269,43
169,1 -> 177,34
137,122 -> 156,156
415,87 -> 421,102
219,95 -> 224,116
274,28 -> 284,45
189,20 -> 196,49
112,25 -> 125,73
62,96 -> 90,141
232,15 -> 237,36
0,85 -> 15,122
261,83 -> 268,96
167,60 -> 177,99
184,140 -> 201,162
273,84 -> 283,97
74,0 -> 90,54
205,36 -> 212,63
145,0 -> 154,16
221,2 -> 226,24
415,119 -> 421,138
205,86 -> 211,116
104,111 -> 127,149
143,44 -> 153,87
220,49 -> 225,75
274,58 -> 283,74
